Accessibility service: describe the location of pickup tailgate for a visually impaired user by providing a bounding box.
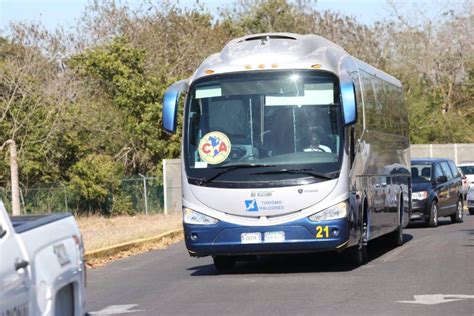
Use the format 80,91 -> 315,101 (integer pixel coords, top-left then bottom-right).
11,213 -> 72,234
16,214 -> 85,315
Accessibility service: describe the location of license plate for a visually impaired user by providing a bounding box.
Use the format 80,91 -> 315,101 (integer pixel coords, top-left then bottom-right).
264,231 -> 285,243
241,232 -> 262,244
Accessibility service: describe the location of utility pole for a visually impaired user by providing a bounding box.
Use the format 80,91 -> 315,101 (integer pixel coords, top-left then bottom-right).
1,140 -> 21,216
139,173 -> 149,215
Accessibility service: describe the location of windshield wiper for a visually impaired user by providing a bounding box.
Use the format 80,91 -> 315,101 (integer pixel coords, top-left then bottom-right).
250,168 -> 339,180
196,163 -> 276,185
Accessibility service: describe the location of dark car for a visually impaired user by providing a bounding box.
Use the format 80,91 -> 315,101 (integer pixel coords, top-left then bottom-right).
410,158 -> 464,226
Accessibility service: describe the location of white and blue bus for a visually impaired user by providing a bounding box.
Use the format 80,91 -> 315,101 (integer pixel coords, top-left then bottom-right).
162,33 -> 411,271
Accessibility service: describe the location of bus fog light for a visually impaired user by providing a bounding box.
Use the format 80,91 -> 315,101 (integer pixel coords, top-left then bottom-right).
191,233 -> 198,241
308,202 -> 348,222
331,228 -> 340,237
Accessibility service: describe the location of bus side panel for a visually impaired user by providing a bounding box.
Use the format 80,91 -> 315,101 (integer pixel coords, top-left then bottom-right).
352,66 -> 411,241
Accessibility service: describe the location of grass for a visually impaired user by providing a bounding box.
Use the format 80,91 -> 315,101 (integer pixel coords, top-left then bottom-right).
76,212 -> 182,253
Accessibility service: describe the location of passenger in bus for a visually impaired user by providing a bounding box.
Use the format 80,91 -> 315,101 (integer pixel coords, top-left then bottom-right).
304,127 -> 332,152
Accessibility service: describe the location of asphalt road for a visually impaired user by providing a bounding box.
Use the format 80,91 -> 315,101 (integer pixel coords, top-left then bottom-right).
86,213 -> 474,316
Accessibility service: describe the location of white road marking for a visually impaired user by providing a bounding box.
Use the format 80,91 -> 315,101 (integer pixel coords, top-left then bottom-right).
398,294 -> 474,305
88,304 -> 143,315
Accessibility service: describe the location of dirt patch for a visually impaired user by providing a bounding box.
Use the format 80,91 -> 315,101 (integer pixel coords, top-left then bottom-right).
77,212 -> 182,251
85,233 -> 183,268
77,212 -> 183,268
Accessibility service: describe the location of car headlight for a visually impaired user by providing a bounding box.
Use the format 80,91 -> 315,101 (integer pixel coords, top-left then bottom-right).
308,201 -> 348,222
412,191 -> 428,200
183,207 -> 218,225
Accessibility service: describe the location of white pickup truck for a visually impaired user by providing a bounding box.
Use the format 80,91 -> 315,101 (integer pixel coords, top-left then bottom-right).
0,200 -> 85,315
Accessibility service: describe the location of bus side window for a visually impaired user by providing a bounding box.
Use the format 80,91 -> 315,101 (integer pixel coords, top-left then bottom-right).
350,71 -> 364,140
398,88 -> 409,138
360,70 -> 377,132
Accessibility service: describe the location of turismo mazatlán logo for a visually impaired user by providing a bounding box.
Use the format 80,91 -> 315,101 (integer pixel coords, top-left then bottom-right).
198,131 -> 231,164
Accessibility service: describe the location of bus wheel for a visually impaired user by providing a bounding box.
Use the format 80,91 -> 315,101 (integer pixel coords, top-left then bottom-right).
344,226 -> 367,267
388,222 -> 403,247
344,244 -> 367,267
213,256 -> 236,272
388,200 -> 404,247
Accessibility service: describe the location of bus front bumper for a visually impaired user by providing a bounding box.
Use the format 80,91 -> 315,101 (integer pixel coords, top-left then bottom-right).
184,217 -> 352,257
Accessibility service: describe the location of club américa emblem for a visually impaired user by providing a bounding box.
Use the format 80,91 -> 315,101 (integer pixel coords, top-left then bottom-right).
198,131 -> 231,164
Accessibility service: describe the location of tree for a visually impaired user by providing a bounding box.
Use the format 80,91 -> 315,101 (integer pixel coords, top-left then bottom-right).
67,153 -> 127,215
69,36 -> 180,174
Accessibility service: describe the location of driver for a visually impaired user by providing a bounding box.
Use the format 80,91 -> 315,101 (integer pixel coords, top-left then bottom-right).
304,127 -> 332,153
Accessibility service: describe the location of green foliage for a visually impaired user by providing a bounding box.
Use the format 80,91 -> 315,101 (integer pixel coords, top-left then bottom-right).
0,35 -> 65,187
69,37 -> 178,173
67,154 -> 125,215
110,193 -> 134,216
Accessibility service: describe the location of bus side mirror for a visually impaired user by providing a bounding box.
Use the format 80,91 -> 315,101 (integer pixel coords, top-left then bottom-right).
162,79 -> 189,134
340,72 -> 357,126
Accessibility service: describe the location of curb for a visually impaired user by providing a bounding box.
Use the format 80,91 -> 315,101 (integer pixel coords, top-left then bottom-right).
84,229 -> 183,261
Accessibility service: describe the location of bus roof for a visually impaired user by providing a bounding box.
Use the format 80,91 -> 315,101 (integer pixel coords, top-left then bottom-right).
190,32 -> 400,87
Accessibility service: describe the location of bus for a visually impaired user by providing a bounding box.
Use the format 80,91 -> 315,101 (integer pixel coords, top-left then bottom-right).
162,33 -> 411,271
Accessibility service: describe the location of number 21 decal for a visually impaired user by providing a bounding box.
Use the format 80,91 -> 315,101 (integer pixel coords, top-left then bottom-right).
316,226 -> 329,238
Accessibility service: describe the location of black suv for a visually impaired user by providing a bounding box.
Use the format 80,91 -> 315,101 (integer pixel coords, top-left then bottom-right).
410,158 -> 464,226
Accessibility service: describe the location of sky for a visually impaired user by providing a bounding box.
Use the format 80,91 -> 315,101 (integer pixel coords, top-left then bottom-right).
0,0 -> 455,33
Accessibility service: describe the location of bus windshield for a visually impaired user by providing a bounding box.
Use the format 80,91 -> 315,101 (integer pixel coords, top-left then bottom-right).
184,70 -> 344,186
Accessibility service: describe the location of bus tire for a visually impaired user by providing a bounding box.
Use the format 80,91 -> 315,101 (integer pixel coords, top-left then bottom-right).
344,244 -> 367,267
469,208 -> 474,215
388,222 -> 404,247
344,224 -> 367,267
213,255 -> 236,272
388,197 -> 404,247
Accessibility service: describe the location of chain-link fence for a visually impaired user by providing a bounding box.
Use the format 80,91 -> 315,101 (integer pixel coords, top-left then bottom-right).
120,177 -> 163,215
0,177 -> 164,215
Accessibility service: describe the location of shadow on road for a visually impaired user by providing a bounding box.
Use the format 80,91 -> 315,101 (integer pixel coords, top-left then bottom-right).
459,228 -> 474,247
407,218 -> 457,228
188,233 -> 414,276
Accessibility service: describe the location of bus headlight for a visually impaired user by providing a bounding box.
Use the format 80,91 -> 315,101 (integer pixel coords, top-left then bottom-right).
308,202 -> 348,222
183,207 -> 218,225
